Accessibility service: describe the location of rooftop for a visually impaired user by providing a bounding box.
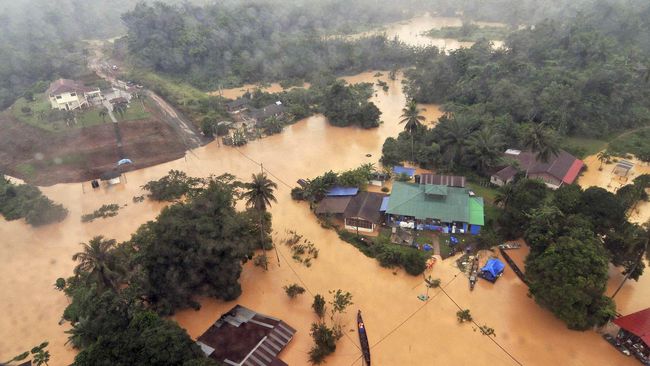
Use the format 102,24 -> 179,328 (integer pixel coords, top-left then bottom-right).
386,182 -> 484,225
418,174 -> 466,187
613,307 -> 650,345
46,79 -> 96,96
344,191 -> 386,224
197,305 -> 296,366
503,149 -> 583,184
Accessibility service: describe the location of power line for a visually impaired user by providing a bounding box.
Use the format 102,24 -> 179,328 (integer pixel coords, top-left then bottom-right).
437,286 -> 524,366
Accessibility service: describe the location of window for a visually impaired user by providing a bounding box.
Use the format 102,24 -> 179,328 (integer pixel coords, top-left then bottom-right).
70,92 -> 76,97
56,95 -> 62,99
346,218 -> 373,230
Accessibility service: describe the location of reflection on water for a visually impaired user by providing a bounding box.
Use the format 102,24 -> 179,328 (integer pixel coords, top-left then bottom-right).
0,71 -> 645,366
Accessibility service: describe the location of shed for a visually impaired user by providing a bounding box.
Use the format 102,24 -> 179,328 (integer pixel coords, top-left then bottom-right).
315,196 -> 353,215
613,160 -> 634,177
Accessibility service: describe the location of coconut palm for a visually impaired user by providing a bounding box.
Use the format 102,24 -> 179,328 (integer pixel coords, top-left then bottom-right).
72,236 -> 120,290
521,123 -> 559,177
399,99 -> 426,162
597,150 -> 610,170
494,183 -> 515,209
99,107 -> 109,123
466,127 -> 503,174
242,173 -> 278,268
438,118 -> 474,170
113,102 -> 127,119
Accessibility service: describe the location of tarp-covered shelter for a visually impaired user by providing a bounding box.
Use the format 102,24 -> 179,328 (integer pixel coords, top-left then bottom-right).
481,258 -> 505,282
613,308 -> 650,347
613,160 -> 635,177
393,166 -> 416,178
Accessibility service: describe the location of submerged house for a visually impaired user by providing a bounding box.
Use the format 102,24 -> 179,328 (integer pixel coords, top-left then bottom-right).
385,181 -> 484,235
612,307 -> 649,363
315,189 -> 387,233
251,102 -> 286,124
47,79 -> 102,111
490,149 -> 583,189
196,305 -> 296,366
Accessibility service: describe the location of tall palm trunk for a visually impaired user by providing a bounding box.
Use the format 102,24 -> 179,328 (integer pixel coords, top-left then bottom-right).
411,133 -> 415,162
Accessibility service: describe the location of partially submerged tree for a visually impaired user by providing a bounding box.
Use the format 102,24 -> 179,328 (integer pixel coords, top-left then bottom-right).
242,172 -> 278,268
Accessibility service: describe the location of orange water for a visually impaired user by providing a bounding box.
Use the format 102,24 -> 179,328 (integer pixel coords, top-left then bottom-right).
0,72 -> 645,366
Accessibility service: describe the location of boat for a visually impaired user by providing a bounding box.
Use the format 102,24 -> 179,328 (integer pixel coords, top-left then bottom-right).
357,310 -> 371,366
498,242 -> 521,250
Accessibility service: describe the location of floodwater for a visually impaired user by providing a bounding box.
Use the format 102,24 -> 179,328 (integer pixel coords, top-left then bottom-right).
578,154 -> 650,225
342,13 -> 505,50
0,72 -> 646,366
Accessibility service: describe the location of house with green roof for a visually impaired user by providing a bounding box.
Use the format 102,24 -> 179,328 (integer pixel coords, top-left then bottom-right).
386,181 -> 484,235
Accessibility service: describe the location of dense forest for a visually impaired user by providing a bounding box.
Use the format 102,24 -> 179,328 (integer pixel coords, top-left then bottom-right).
122,1 -> 423,89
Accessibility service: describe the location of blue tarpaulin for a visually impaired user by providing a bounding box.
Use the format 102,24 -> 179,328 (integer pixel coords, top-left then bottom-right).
392,166 -> 416,177
326,186 -> 359,196
450,236 -> 459,245
423,244 -> 433,251
117,158 -> 133,166
481,258 -> 505,282
380,197 -> 390,211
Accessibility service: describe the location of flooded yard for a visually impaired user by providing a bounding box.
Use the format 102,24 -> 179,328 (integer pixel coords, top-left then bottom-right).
1,70 -> 647,366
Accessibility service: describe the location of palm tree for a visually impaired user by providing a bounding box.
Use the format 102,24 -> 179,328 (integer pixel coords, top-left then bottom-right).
466,127 -> 503,174
72,236 -> 120,290
521,123 -> 559,177
99,107 -> 109,123
242,173 -> 278,268
597,150 -> 610,170
494,183 -> 515,209
438,118 -> 474,170
399,99 -> 426,162
113,102 -> 127,120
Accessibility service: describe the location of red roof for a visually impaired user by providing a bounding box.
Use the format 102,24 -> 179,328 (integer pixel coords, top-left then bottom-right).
613,307 -> 650,345
562,159 -> 584,184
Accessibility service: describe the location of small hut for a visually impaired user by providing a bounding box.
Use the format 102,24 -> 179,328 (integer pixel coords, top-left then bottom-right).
613,160 -> 634,177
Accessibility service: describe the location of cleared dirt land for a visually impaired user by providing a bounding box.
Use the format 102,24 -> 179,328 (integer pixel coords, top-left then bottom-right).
0,111 -> 187,186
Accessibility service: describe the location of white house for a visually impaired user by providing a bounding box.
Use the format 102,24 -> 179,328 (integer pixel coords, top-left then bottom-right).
47,79 -> 102,111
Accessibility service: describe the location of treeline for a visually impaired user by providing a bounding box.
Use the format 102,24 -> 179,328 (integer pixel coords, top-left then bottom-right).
122,2 -> 422,90
405,9 -> 650,138
487,177 -> 650,330
59,173 -> 272,364
0,177 -> 68,226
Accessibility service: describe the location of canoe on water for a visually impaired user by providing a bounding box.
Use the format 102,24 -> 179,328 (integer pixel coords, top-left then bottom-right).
357,310 -> 371,366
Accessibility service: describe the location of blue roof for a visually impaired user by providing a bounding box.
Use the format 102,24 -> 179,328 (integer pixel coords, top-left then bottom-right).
326,186 -> 359,196
380,197 -> 390,211
393,166 -> 416,177
481,258 -> 505,279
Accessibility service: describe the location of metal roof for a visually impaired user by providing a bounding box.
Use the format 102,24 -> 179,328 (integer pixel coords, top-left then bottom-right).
326,186 -> 359,196
386,182 -> 483,224
613,307 -> 650,345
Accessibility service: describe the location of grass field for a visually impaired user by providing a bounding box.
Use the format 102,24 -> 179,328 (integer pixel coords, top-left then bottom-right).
606,127 -> 650,161
466,181 -> 499,203
115,100 -> 151,122
12,94 -> 107,131
561,136 -> 610,158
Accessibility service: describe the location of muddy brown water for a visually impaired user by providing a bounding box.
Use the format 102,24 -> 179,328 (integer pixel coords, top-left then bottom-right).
1,72 -> 646,366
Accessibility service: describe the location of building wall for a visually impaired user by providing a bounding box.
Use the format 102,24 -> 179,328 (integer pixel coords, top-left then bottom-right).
345,217 -> 375,232
530,173 -> 562,190
49,92 -> 87,110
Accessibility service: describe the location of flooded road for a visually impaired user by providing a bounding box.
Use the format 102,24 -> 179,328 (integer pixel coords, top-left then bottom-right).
1,70 -> 646,366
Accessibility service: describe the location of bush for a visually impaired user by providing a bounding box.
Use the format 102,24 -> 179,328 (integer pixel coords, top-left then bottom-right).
283,283 -> 306,298
81,204 -> 121,222
380,186 -> 389,192
142,170 -> 204,201
0,178 -> 68,226
312,294 -> 326,318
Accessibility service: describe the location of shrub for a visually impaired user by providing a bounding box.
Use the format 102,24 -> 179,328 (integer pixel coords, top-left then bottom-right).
312,294 -> 326,318
456,309 -> 472,323
380,186 -> 389,192
308,323 -> 338,364
284,283 -> 306,298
